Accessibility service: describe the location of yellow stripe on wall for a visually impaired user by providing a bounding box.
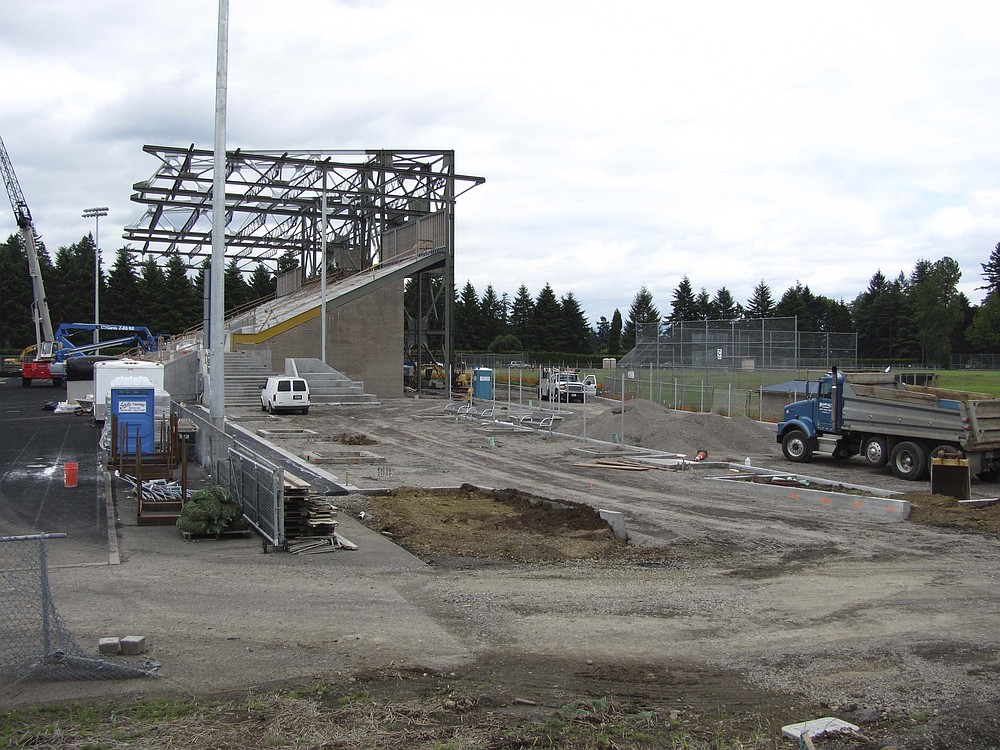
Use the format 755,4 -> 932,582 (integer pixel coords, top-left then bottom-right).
231,306 -> 320,344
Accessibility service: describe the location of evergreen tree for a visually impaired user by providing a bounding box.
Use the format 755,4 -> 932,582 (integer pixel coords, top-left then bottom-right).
509,285 -> 535,350
248,263 -> 276,301
694,288 -> 712,320
0,233 -> 34,347
480,284 -> 505,346
608,309 -> 622,357
774,281 -> 818,331
743,280 -> 775,318
48,236 -> 96,325
979,241 -> 1000,298
105,247 -> 140,326
968,293 -> 1000,351
277,249 -> 300,275
224,258 -> 251,312
454,281 -> 482,350
532,283 -> 565,352
162,254 -> 197,334
594,316 -> 610,353
668,276 -> 698,322
138,257 -> 169,334
560,292 -> 591,354
711,287 -> 740,320
622,286 -> 660,352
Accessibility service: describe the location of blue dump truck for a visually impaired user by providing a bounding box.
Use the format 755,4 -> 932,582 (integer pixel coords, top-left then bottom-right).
777,367 -> 1000,482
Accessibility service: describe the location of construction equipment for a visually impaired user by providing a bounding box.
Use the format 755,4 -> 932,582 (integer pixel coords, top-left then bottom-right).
0,135 -> 59,386
777,366 -> 1000,482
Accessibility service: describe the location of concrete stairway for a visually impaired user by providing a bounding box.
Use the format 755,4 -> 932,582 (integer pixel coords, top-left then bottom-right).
225,351 -> 276,409
290,358 -> 379,404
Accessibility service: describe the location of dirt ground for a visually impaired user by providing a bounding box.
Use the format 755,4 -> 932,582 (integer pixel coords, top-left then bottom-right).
6,393 -> 1000,748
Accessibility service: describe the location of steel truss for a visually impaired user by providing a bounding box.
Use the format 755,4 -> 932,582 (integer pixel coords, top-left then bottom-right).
125,145 -> 484,373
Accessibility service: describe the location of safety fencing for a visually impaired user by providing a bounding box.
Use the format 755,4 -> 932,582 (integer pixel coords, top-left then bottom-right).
173,403 -> 286,549
0,534 -> 153,683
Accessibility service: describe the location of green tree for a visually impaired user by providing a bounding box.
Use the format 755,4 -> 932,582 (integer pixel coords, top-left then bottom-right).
532,283 -> 565,352
907,257 -> 963,365
560,292 -> 591,354
480,284 -> 505,346
248,263 -> 276,301
668,276 -> 698,322
694,288 -> 712,320
743,280 -> 774,319
968,293 -> 1000,351
488,332 -> 523,353
162,254 -> 197,334
711,287 -> 740,320
509,285 -> 535,350
774,281 -> 818,331
979,241 -> 1000,298
594,316 -> 610,353
105,247 -> 140,326
454,281 -> 482,350
138,257 -> 169,334
622,286 -> 660,352
608,309 -> 622,357
224,258 -> 251,312
0,233 -> 34,347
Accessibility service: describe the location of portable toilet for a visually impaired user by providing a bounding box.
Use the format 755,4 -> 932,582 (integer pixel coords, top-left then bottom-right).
110,375 -> 156,454
472,367 -> 493,400
94,360 -> 165,422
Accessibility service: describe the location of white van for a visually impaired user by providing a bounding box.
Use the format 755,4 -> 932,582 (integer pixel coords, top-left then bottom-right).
261,376 -> 310,415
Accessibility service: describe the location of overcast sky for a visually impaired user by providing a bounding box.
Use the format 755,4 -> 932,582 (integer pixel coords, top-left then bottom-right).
2,1 -> 999,325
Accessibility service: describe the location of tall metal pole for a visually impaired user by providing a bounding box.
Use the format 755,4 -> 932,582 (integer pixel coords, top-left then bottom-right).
209,0 -> 229,431
320,172 -> 327,362
83,207 -> 108,346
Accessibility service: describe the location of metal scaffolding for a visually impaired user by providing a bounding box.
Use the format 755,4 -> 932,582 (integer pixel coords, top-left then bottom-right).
125,145 -> 485,371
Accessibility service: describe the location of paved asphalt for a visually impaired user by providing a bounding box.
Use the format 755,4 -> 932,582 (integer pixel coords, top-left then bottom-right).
0,377 -> 110,566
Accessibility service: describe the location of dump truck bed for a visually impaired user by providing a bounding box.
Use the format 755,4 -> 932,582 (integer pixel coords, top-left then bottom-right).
841,374 -> 1000,451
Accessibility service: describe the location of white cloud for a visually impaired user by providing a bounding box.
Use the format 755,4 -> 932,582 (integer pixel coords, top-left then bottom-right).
2,0 -> 1000,325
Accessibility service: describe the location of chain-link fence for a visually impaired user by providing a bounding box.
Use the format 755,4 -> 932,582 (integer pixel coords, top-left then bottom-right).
0,534 -> 154,683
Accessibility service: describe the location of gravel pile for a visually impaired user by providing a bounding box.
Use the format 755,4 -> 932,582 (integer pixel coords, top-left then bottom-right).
571,398 -> 782,460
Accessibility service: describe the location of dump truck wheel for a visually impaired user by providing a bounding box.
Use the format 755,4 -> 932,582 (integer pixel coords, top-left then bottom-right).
781,429 -> 812,462
21,377 -> 30,388
890,441 -> 928,481
862,436 -> 889,468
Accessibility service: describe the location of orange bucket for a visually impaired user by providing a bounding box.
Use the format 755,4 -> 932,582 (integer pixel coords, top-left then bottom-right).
63,462 -> 78,488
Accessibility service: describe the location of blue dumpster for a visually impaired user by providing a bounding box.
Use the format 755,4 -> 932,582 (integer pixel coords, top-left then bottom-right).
472,367 -> 494,400
110,376 -> 155,454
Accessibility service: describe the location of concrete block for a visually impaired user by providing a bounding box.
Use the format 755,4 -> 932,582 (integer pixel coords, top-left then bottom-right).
120,635 -> 147,655
98,637 -> 121,655
598,509 -> 629,541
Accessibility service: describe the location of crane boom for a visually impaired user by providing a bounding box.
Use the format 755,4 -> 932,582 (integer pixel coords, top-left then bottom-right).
0,135 -> 55,347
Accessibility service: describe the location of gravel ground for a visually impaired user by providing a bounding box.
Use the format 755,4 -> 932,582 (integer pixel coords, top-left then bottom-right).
7,392 -> 1000,748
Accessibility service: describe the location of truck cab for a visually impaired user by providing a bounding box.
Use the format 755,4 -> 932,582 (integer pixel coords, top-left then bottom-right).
776,370 -> 848,462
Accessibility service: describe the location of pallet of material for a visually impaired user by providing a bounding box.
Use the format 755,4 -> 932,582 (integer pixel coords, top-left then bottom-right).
181,528 -> 254,542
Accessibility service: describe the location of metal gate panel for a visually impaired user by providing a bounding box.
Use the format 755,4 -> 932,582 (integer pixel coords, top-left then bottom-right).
227,448 -> 284,547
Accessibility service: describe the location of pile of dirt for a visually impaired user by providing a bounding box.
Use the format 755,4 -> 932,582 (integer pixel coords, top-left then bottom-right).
580,398 -> 779,459
904,492 -> 1000,533
367,484 -> 626,563
330,432 -> 377,445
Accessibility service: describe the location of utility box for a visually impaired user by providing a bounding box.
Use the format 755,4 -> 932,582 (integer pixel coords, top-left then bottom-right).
110,376 -> 155,455
472,367 -> 493,400
94,360 -> 165,422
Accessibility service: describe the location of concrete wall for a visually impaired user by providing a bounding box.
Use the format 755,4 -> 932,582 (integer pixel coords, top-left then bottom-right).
163,350 -> 201,402
237,281 -> 403,399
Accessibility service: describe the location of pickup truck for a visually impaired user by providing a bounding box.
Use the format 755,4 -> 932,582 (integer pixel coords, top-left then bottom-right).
537,370 -> 595,403
777,367 -> 1000,481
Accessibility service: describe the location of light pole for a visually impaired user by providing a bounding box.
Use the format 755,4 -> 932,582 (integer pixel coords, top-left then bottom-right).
82,207 -> 108,345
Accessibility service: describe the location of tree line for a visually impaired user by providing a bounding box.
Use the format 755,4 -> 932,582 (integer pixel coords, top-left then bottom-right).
0,233 -> 277,350
454,245 -> 1000,366
4,230 -> 1000,367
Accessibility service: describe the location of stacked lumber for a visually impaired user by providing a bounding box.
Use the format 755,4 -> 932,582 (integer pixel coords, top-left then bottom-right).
282,471 -> 357,554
